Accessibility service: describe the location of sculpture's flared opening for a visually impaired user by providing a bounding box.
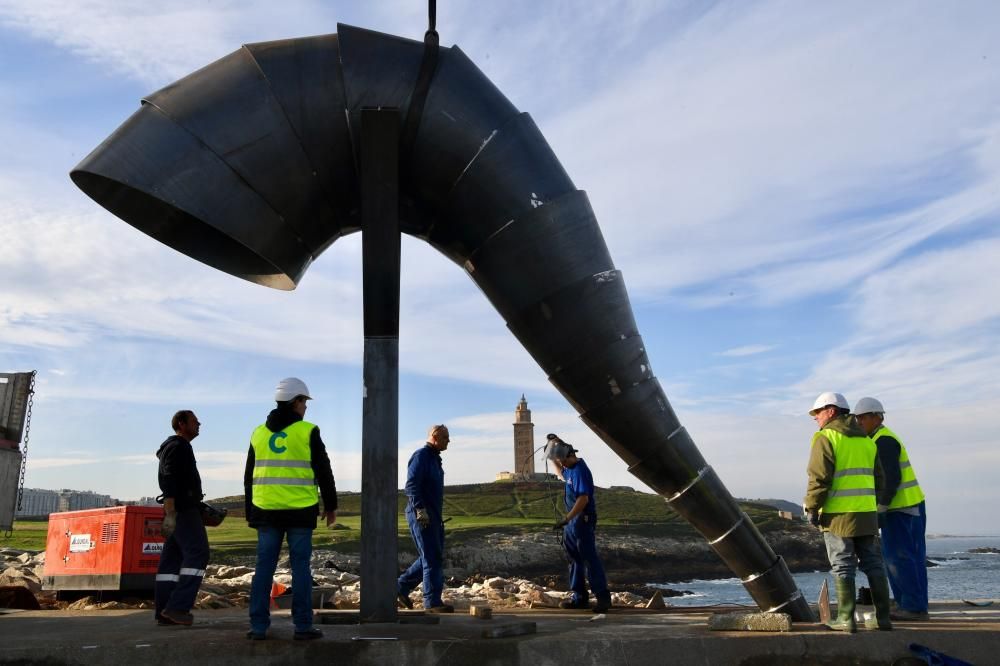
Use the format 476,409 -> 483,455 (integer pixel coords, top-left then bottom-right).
70,171 -> 296,290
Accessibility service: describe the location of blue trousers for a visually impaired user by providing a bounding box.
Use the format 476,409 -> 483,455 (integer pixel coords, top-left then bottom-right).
397,510 -> 444,607
823,531 -> 886,580
563,516 -> 608,603
881,502 -> 928,612
249,526 -> 314,634
155,508 -> 209,618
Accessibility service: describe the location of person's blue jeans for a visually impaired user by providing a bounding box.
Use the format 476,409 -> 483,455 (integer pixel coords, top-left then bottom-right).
397,509 -> 444,607
155,507 -> 209,618
562,515 -> 608,603
823,531 -> 886,581
249,526 -> 314,634
881,502 -> 928,612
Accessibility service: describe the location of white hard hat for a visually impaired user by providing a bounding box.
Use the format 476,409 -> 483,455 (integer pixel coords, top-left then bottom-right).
275,377 -> 312,402
853,397 -> 885,415
809,392 -> 849,414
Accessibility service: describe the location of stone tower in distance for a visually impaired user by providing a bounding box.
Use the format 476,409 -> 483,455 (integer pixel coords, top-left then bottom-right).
513,395 -> 535,477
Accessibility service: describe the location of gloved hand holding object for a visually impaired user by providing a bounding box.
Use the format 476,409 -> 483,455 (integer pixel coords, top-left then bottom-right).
803,505 -> 820,527
552,518 -> 568,530
161,512 -> 177,538
416,508 -> 430,529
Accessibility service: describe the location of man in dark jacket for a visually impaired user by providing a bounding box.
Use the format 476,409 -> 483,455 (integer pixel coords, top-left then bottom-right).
244,377 -> 337,641
397,424 -> 452,613
155,410 -> 209,626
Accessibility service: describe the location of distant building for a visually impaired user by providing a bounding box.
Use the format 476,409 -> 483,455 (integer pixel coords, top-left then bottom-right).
15,488 -> 59,517
16,488 -> 115,516
58,489 -> 115,512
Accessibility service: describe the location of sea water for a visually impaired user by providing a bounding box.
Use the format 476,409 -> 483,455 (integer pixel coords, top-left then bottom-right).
653,535 -> 1000,607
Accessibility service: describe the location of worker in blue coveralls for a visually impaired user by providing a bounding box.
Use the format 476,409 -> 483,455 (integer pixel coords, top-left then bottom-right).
546,433 -> 612,613
854,397 -> 928,621
397,424 -> 454,613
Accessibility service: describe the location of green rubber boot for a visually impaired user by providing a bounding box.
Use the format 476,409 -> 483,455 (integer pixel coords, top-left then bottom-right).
868,575 -> 893,631
827,577 -> 857,633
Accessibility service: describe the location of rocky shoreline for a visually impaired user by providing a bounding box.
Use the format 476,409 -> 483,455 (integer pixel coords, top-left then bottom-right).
0,524 -> 828,612
435,527 -> 829,591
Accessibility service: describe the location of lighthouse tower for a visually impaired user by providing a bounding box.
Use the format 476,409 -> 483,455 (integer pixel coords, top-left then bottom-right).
513,395 -> 535,478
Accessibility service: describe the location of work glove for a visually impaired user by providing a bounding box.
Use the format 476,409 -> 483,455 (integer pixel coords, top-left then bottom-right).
552,518 -> 568,531
416,508 -> 430,529
161,512 -> 177,538
876,506 -> 888,529
806,509 -> 821,528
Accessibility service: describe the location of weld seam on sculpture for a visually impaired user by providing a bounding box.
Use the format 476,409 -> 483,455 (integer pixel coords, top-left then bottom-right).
666,466 -> 711,502
709,514 -> 746,545
766,590 -> 804,613
69,23 -> 813,621
457,129 -> 498,181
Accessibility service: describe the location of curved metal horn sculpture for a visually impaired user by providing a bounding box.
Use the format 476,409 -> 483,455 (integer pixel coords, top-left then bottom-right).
71,24 -> 813,620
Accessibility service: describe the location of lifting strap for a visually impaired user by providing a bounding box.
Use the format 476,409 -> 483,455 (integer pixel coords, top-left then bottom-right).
400,0 -> 440,173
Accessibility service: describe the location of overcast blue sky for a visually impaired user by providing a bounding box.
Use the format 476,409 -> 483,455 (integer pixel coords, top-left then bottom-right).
2,1 -> 999,535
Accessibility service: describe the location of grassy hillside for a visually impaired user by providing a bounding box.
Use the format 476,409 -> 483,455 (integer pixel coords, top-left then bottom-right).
3,482 -> 793,562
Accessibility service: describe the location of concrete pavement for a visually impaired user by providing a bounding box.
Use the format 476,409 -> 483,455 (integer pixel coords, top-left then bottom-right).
1,601 -> 996,665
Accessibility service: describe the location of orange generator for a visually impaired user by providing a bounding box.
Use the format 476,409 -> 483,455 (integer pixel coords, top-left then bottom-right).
42,506 -> 165,592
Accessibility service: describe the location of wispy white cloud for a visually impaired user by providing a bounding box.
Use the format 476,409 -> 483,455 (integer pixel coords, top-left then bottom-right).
717,344 -> 775,358
24,456 -> 100,470
0,0 -> 325,86
543,2 -> 1000,306
777,233 -> 1000,414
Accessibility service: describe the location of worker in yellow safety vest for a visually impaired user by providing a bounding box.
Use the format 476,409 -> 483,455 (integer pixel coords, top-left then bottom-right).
244,377 -> 337,641
803,392 -> 892,633
854,397 -> 928,622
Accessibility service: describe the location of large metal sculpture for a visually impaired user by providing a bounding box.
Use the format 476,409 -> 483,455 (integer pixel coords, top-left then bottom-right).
70,24 -> 813,620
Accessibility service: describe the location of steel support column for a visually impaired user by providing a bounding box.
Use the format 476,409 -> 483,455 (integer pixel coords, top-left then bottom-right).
359,108 -> 401,622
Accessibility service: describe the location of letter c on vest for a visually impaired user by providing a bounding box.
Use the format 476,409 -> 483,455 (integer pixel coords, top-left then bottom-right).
269,431 -> 288,453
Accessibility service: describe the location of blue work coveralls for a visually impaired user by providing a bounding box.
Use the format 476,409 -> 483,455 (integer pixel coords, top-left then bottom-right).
561,459 -> 608,604
397,445 -> 445,607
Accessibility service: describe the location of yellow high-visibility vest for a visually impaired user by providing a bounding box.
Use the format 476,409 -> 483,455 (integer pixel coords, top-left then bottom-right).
816,428 -> 877,514
250,420 -> 318,510
872,425 -> 925,509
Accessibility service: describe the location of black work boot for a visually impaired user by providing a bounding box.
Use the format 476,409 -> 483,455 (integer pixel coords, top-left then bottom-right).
593,591 -> 612,613
867,575 -> 893,631
827,577 -> 856,633
559,597 -> 590,610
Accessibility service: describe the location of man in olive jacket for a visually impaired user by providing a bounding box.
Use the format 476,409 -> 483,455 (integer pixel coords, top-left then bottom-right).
803,392 -> 892,633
